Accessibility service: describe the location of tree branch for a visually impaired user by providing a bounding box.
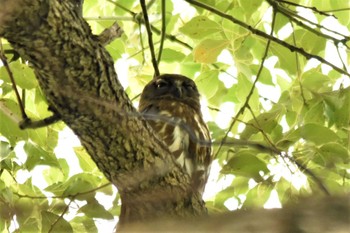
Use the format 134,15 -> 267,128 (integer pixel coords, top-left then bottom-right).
140,0 -> 160,77
121,195 -> 350,233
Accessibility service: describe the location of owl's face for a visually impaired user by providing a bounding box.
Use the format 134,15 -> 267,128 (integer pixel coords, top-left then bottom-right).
139,74 -> 201,112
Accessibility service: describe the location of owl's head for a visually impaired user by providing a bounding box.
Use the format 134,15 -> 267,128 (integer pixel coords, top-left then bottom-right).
139,74 -> 201,112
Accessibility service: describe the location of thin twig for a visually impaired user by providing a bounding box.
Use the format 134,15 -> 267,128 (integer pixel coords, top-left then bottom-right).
107,0 -> 192,50
184,0 -> 350,77
247,105 -> 330,195
324,8 -> 350,13
140,0 -> 160,77
277,0 -> 335,18
14,183 -> 111,199
0,42 -> 28,120
291,22 -> 307,106
214,8 -> 277,159
282,153 -> 330,195
157,0 -> 166,63
19,114 -> 61,129
335,45 -> 349,72
270,0 -> 349,46
98,21 -> 124,46
48,198 -> 73,233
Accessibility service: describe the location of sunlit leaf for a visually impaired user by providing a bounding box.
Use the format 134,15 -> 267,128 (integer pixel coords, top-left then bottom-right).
270,43 -> 297,75
79,199 -> 114,219
0,140 -> 12,161
243,183 -> 271,208
287,123 -> 339,145
0,99 -> 28,144
314,142 -> 350,168
180,16 -> 222,39
302,69 -> 331,92
222,150 -> 268,181
71,216 -> 98,233
238,0 -> 263,19
0,61 -> 37,89
193,39 -> 230,63
42,211 -> 73,233
240,105 -> 284,140
323,88 -> 350,128
24,142 -> 60,171
195,70 -> 220,99
74,146 -> 98,172
161,48 -> 186,62
304,101 -> 325,124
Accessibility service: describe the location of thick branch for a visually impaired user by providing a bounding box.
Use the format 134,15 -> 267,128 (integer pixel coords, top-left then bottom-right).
121,195 -> 350,233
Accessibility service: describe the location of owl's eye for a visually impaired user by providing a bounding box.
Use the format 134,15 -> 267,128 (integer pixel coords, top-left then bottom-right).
183,82 -> 195,90
155,80 -> 168,89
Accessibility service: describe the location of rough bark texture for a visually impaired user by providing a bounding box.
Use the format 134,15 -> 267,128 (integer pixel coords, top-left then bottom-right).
0,0 -> 206,226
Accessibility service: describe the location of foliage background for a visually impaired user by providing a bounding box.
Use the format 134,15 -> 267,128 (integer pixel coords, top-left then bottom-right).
0,0 -> 349,232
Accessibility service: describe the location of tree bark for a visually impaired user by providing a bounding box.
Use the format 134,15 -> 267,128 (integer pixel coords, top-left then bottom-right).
0,0 -> 206,225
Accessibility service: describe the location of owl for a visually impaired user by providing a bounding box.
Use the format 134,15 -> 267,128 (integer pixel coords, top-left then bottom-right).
138,74 -> 212,196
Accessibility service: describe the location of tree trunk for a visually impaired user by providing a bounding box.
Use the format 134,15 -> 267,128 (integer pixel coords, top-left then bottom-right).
0,0 -> 206,225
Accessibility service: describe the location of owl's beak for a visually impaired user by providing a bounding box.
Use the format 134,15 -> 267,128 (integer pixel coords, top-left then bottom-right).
174,86 -> 183,98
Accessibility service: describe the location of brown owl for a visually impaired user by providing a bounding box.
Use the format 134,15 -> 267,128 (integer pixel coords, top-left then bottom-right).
139,74 -> 212,196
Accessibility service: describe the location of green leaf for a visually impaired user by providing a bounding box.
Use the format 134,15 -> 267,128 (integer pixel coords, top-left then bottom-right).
71,216 -> 98,233
27,127 -> 59,151
300,31 -> 327,55
302,69 -> 331,92
45,173 -> 101,198
304,101 -> 325,124
106,39 -> 125,61
58,158 -> 70,181
323,88 -> 350,128
315,142 -> 350,167
0,99 -> 28,145
222,150 -> 268,180
234,43 -> 253,63
195,70 -> 220,99
79,199 -> 114,219
14,197 -> 42,233
24,142 -> 60,171
193,39 -> 230,63
180,16 -> 222,39
18,218 -> 40,233
0,61 -> 38,89
287,123 -> 340,145
240,105 -> 284,140
42,167 -> 64,185
161,48 -> 186,62
214,186 -> 236,207
41,211 -> 73,233
238,74 -> 260,110
238,0 -> 263,19
251,65 -> 274,85
274,13 -> 290,33
74,147 -> 98,172
0,141 -> 12,161
285,110 -> 297,127
243,183 -> 271,208
270,43 -> 297,75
